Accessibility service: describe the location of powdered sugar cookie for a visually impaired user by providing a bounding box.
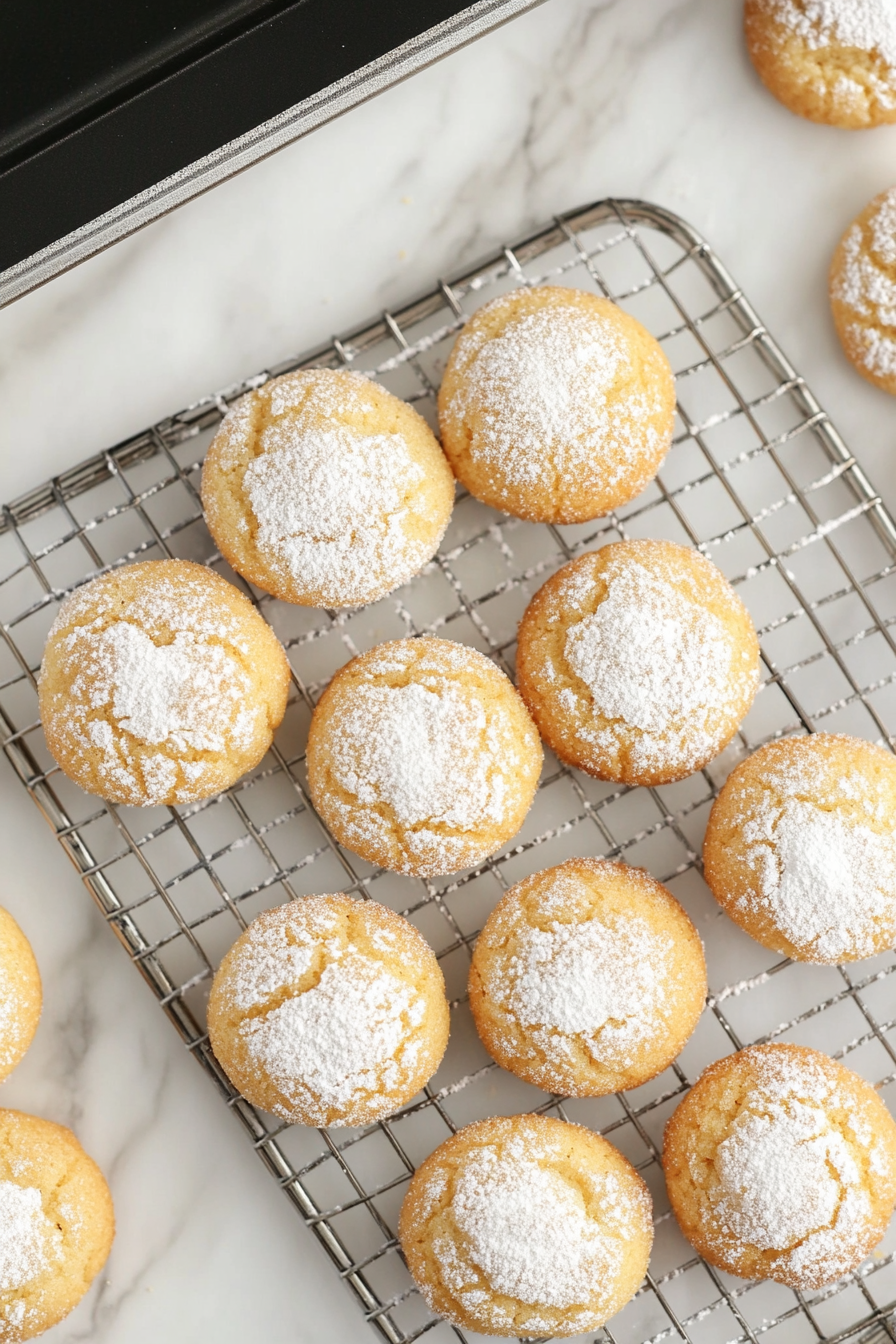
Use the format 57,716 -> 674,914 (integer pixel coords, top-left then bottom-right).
39,560 -> 291,807
664,1043 -> 896,1290
398,1113 -> 652,1337
0,910 -> 41,1084
704,733 -> 896,962
306,638 -> 542,877
201,368 -> 455,608
469,859 -> 706,1096
745,0 -> 896,128
0,1108 -> 114,1341
830,186 -> 896,394
207,894 -> 449,1127
516,539 -> 760,786
438,286 -> 675,524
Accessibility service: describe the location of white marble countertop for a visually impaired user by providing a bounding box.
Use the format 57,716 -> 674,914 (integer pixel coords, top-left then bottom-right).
2,0 -> 896,1338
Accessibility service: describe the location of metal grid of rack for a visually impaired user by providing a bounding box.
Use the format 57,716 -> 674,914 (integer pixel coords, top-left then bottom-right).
2,199 -> 896,1344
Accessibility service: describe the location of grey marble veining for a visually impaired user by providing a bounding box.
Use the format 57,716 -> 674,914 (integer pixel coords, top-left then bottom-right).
2,0 -> 896,1339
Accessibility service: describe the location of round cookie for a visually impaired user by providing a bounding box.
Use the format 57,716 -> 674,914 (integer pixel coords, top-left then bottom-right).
0,1108 -> 114,1341
208,894 -> 449,1127
516,539 -> 760,786
0,911 -> 41,1084
39,559 -> 290,807
306,637 -> 542,877
201,368 -> 455,608
398,1113 -> 652,1337
704,733 -> 896,963
745,0 -> 896,128
437,286 -> 675,524
469,859 -> 706,1096
830,186 -> 896,395
663,1043 -> 896,1290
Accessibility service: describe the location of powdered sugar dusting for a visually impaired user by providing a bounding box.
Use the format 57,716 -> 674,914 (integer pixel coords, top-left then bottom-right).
709,1049 -> 882,1285
226,903 -> 333,1013
833,188 -> 896,380
85,623 -> 254,753
41,567 -> 272,805
331,683 -> 506,828
428,1125 -> 649,1331
317,641 -> 540,875
498,879 -> 673,1071
563,557 -> 754,774
726,741 -> 896,960
241,951 -> 424,1124
216,897 -> 437,1126
449,1144 -> 620,1308
0,1182 -> 54,1293
446,301 -> 666,492
765,0 -> 896,78
244,425 -> 431,606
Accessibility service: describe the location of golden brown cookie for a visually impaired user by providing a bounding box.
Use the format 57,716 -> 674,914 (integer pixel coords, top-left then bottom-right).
0,1109 -> 114,1342
0,910 -> 41,1084
704,733 -> 896,963
201,368 -> 455,608
516,539 -> 760,786
830,186 -> 896,394
664,1043 -> 896,1290
208,894 -> 449,1127
745,0 -> 896,128
469,859 -> 706,1095
306,638 -> 542,877
437,286 -> 675,524
398,1113 -> 652,1337
39,559 -> 290,806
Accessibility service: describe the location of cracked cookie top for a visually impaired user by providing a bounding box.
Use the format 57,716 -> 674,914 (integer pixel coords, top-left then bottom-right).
307,637 -> 542,878
201,368 -> 455,609
663,1042 -> 896,1290
438,286 -> 675,525
39,559 -> 290,806
469,858 -> 706,1096
704,733 -> 896,962
207,894 -> 449,1127
399,1113 -> 652,1337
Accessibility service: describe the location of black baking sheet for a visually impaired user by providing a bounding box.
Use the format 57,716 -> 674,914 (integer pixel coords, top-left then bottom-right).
0,0 -> 496,276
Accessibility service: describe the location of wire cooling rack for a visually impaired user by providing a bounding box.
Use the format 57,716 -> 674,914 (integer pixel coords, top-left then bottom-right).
2,199 -> 896,1344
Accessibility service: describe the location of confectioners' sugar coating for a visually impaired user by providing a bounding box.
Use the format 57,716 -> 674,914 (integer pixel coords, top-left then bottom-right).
438,286 -> 675,524
663,1043 -> 896,1290
745,0 -> 896,127
830,186 -> 896,395
208,894 -> 450,1127
201,368 -> 455,608
307,638 -> 542,877
516,539 -> 760,786
399,1113 -> 653,1337
0,1109 -> 114,1342
469,859 -> 706,1095
39,560 -> 291,807
704,733 -> 896,962
0,910 -> 40,1084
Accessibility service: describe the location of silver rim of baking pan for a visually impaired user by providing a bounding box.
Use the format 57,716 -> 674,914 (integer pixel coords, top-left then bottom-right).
0,0 -> 546,311
1,198 -> 896,1344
